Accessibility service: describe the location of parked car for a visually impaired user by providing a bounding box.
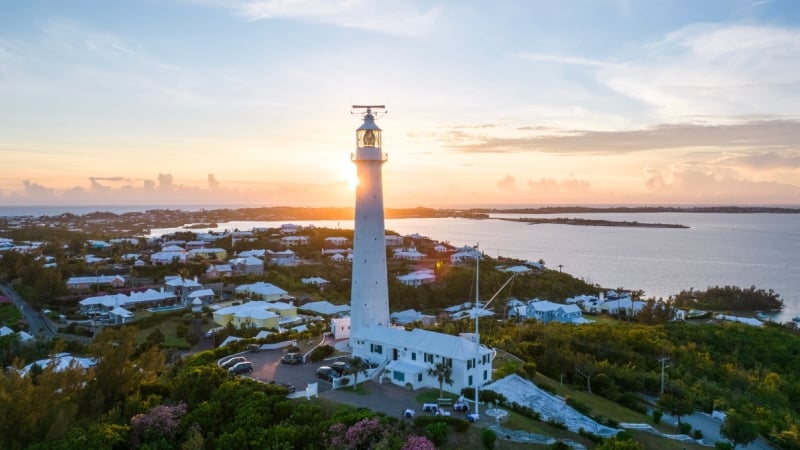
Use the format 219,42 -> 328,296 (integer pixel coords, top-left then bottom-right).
229,361 -> 253,375
316,366 -> 336,382
281,353 -> 303,365
220,356 -> 248,369
331,360 -> 351,375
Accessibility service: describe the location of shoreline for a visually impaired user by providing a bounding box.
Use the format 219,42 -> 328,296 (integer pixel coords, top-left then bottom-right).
498,217 -> 689,228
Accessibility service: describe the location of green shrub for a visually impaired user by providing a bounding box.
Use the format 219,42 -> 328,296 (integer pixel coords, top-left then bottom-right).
480,428 -> 497,449
714,442 -> 733,450
652,409 -> 663,424
565,396 -> 591,416
309,344 -> 334,362
424,422 -> 448,446
677,422 -> 692,434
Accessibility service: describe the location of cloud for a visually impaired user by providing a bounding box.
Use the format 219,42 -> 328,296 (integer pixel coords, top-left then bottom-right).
715,151 -> 800,170
643,166 -> 800,203
224,0 -> 444,37
444,120 -> 800,155
496,175 -> 517,192
527,176 -> 591,195
157,173 -> 175,190
2,174 -> 356,208
599,23 -> 800,121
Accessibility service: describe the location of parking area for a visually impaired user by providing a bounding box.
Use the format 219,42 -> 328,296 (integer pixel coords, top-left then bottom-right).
216,344 -> 489,425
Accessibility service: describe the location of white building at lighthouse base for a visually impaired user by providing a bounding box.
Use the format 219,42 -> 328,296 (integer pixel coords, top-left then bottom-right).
350,325 -> 494,394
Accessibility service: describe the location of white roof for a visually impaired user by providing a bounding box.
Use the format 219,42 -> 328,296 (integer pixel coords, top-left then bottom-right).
161,244 -> 185,252
22,352 -> 95,375
301,277 -> 329,285
352,326 -> 491,361
238,249 -> 266,258
301,300 -> 350,315
229,256 -> 264,266
236,282 -> 288,297
188,289 -> 215,298
67,275 -> 125,285
110,306 -> 133,317
165,277 -> 203,288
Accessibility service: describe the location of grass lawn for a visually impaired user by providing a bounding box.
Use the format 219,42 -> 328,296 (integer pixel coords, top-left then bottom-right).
0,303 -> 22,326
133,311 -> 190,348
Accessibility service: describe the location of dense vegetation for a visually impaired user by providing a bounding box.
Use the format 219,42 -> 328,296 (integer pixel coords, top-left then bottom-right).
671,285 -> 784,311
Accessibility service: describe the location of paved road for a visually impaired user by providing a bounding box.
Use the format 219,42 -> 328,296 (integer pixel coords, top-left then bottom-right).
0,283 -> 56,338
662,412 -> 774,449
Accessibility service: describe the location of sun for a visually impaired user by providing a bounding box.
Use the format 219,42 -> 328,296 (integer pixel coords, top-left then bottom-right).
340,163 -> 359,189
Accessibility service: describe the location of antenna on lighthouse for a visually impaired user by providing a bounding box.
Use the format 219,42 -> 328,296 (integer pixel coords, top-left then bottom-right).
351,105 -> 388,119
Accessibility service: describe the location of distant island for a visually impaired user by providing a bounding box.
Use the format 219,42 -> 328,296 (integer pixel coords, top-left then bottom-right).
498,217 -> 689,228
474,205 -> 800,214
2,205 -> 796,236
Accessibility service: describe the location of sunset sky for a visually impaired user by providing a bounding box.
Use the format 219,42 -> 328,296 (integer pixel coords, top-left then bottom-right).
1,0 -> 799,208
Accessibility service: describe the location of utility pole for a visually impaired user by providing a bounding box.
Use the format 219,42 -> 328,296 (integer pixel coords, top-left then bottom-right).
659,357 -> 670,394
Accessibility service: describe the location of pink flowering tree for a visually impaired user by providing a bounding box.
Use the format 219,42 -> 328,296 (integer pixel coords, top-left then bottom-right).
129,402 -> 187,447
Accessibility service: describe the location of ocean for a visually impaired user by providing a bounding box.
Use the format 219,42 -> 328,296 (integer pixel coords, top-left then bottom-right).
145,211 -> 800,323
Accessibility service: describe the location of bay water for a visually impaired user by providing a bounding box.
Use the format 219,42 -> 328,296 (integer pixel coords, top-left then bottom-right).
149,212 -> 800,323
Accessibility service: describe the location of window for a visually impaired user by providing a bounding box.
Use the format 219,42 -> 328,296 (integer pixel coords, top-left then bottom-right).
371,343 -> 383,354
393,371 -> 404,382
468,375 -> 473,386
483,370 -> 488,380
467,360 -> 472,370
411,352 -> 417,361
418,373 -> 422,382
444,357 -> 452,368
424,353 -> 433,363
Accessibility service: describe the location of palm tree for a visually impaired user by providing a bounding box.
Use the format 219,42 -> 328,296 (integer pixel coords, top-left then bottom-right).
428,362 -> 454,399
348,356 -> 370,390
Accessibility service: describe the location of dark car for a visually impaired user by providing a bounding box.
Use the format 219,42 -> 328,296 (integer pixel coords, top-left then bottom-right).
220,356 -> 248,369
229,361 -> 253,375
281,353 -> 303,365
316,366 -> 336,382
331,360 -> 351,375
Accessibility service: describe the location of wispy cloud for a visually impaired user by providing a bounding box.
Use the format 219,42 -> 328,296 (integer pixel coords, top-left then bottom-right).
222,0 -> 444,37
443,120 -> 800,156
601,23 -> 800,121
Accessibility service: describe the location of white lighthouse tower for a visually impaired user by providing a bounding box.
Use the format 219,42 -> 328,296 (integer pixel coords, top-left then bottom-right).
349,105 -> 390,335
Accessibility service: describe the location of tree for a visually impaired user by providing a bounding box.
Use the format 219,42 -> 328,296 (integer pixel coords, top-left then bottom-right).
657,390 -> 694,429
347,356 -> 370,390
720,409 -> 759,449
427,362 -> 453,398
573,352 -> 600,393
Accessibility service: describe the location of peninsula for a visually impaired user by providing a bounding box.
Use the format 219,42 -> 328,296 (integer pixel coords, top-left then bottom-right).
498,217 -> 689,228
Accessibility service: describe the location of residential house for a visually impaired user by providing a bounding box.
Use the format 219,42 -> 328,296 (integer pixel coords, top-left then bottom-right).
392,247 -> 426,261
205,264 -> 233,279
187,247 -> 228,261
300,300 -> 350,317
524,300 -> 590,324
301,277 -> 330,290
396,269 -> 436,287
150,251 -> 186,265
351,326 -> 494,395
450,248 -> 481,263
281,236 -> 309,246
235,282 -> 289,301
229,256 -> 265,276
390,309 -> 436,326
600,298 -> 646,317
212,300 -> 298,329
385,235 -> 404,247
324,236 -> 349,246
66,275 -> 126,290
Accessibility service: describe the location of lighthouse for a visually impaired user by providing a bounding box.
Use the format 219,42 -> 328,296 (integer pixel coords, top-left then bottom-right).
349,105 -> 390,335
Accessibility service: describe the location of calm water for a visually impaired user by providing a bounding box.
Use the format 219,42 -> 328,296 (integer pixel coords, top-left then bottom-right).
149,212 -> 800,323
